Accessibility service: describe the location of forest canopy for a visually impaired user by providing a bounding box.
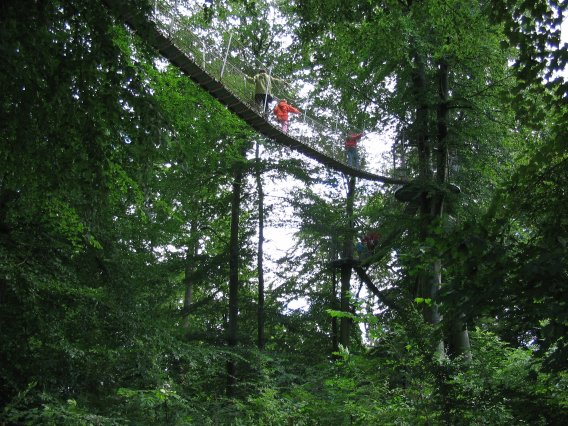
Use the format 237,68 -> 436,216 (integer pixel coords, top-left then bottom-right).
0,0 -> 566,424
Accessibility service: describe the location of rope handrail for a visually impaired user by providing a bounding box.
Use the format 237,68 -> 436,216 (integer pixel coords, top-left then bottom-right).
154,2 -> 350,151
102,0 -> 408,184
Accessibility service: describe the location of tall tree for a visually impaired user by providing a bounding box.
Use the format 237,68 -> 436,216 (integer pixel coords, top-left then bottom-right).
255,140 -> 267,350
291,0 -> 516,359
339,177 -> 357,347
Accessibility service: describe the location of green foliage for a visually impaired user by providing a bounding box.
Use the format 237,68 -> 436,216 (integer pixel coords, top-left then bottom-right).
439,328 -> 568,425
1,0 -> 566,424
2,383 -> 126,425
441,100 -> 568,371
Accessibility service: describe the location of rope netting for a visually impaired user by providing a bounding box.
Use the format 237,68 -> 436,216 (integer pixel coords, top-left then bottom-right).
151,0 -> 390,176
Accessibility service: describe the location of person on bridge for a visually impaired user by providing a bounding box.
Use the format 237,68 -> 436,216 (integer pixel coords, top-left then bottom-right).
362,231 -> 380,252
246,69 -> 287,116
273,99 -> 300,134
345,131 -> 365,169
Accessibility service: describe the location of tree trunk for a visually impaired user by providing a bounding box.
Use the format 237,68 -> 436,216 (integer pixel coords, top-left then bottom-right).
182,272 -> 193,329
331,242 -> 339,353
227,145 -> 246,396
448,315 -> 472,360
436,59 -> 471,360
182,222 -> 199,330
412,50 -> 445,357
413,52 -> 432,184
255,141 -> 266,350
339,177 -> 356,348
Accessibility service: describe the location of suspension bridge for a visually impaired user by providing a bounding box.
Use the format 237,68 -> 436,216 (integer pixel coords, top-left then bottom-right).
102,0 -> 407,185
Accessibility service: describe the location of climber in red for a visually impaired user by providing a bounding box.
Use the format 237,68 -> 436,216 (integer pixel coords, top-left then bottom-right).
362,231 -> 380,252
345,132 -> 365,169
273,99 -> 300,134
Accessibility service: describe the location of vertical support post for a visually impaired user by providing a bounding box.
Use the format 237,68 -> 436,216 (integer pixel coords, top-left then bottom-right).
202,41 -> 206,69
220,32 -> 233,79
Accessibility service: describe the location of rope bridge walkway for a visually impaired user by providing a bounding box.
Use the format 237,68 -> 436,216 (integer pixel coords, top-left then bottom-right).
102,0 -> 407,184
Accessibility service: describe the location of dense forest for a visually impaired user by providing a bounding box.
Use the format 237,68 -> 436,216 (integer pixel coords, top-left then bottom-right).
1,0 -> 567,424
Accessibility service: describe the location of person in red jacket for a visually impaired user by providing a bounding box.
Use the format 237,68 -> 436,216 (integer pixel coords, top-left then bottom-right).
273,99 -> 300,133
344,132 -> 365,168
362,231 -> 380,252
